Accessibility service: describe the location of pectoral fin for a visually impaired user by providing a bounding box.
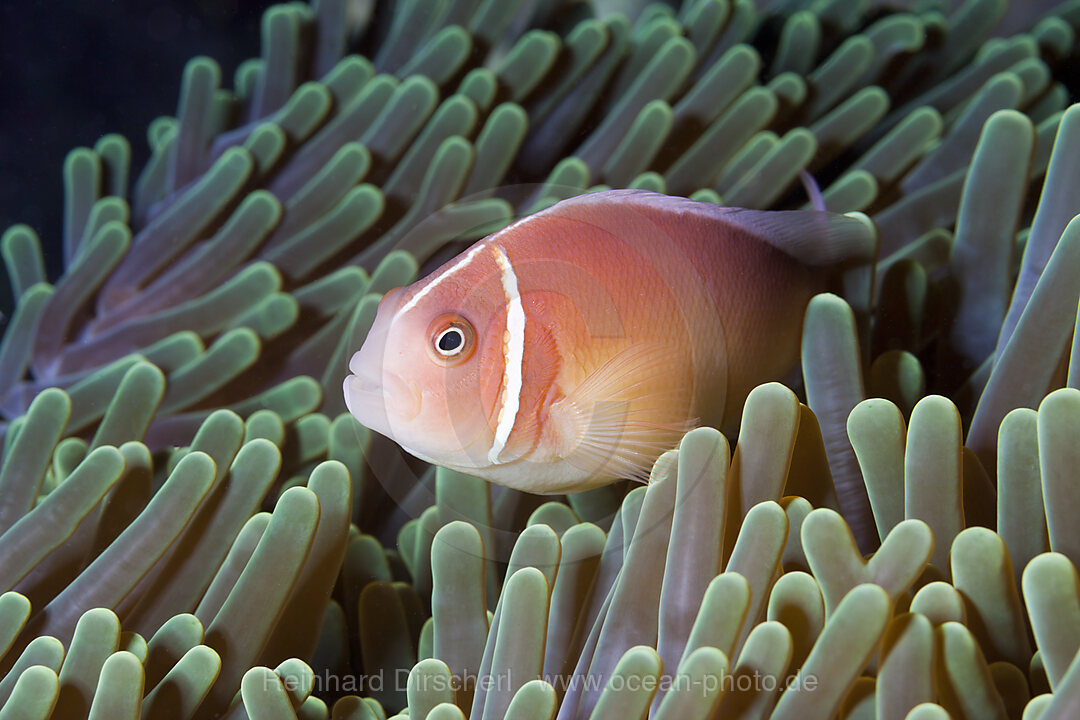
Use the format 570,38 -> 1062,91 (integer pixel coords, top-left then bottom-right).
546,344 -> 697,482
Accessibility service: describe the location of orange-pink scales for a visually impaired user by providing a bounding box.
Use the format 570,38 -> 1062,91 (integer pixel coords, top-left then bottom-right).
345,190 -> 875,493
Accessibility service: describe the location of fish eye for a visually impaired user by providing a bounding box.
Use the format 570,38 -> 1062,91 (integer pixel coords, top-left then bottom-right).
436,328 -> 465,354
428,314 -> 475,364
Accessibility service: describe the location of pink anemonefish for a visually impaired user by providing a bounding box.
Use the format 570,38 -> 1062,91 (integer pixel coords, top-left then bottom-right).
344,190 -> 875,493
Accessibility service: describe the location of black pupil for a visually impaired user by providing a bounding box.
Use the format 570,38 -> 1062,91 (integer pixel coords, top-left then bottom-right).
438,329 -> 463,353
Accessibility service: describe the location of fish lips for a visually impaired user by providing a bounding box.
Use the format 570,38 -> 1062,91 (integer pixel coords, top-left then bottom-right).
343,368 -> 422,438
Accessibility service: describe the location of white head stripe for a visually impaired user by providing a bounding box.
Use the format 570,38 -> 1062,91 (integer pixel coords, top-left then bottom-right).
396,243 -> 485,317
489,245 -> 525,464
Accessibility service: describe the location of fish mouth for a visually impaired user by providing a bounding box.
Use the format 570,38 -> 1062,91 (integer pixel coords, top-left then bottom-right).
343,371 -> 422,434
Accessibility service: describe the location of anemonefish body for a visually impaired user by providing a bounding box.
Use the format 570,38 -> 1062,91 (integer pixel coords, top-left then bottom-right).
344,190 -> 874,493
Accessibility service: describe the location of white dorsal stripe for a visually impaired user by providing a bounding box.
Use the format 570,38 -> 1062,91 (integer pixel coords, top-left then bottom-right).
396,214 -> 546,318
396,243 -> 486,317
489,244 -> 525,464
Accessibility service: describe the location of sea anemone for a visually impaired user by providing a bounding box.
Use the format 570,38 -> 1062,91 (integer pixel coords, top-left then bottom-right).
1,0 -> 1080,717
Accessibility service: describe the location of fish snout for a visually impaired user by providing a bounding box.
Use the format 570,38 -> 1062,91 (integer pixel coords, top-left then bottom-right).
343,370 -> 389,434
344,293 -> 423,434
344,361 -> 422,435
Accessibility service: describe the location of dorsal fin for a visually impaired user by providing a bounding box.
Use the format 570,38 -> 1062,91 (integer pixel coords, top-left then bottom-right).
800,169 -> 827,212
548,189 -> 877,267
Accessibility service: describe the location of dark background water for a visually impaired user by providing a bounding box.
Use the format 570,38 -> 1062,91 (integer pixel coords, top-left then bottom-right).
0,0 -> 277,283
